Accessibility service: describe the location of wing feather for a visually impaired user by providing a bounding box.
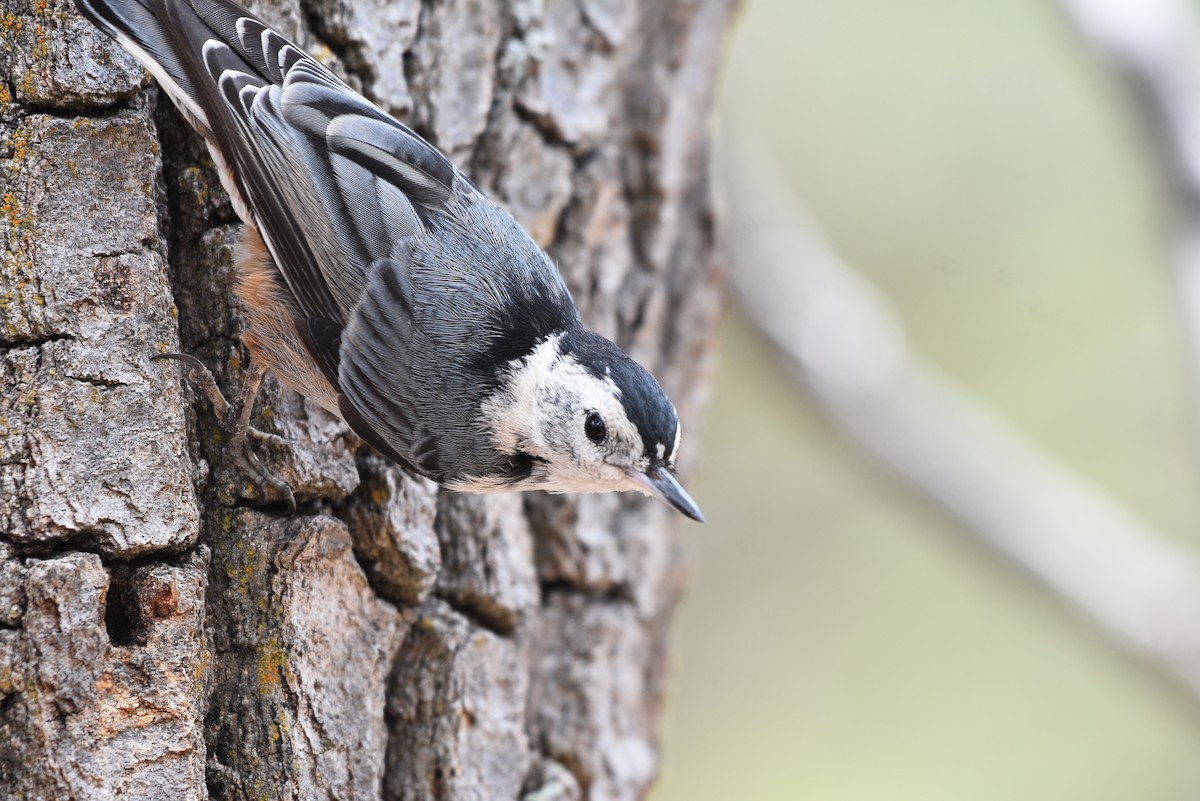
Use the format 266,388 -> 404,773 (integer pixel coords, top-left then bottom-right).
336,258 -> 443,476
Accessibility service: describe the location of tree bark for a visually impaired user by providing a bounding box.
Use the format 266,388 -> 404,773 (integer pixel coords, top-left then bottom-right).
0,0 -> 734,799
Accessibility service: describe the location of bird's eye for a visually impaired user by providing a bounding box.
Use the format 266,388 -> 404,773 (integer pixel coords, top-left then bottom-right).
584,411 -> 607,444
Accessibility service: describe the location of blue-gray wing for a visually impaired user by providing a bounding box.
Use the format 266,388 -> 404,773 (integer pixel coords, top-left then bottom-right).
336,257 -> 450,478
74,0 -> 473,474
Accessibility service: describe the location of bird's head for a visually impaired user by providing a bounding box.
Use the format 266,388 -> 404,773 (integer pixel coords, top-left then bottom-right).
479,329 -> 704,521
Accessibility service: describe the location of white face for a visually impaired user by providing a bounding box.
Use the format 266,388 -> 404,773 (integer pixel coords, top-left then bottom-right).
478,335 -> 678,494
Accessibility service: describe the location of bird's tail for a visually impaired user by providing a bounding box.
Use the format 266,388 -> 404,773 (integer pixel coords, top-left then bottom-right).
73,0 -> 307,138
75,0 -> 202,126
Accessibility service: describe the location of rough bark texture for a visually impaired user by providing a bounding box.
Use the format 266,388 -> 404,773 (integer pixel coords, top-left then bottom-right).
0,0 -> 733,798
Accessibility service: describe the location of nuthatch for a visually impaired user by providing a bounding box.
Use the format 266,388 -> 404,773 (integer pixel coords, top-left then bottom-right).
75,0 -> 704,521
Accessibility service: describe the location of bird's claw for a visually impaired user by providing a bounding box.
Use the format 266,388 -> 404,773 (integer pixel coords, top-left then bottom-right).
154,351 -> 296,513
229,425 -> 297,514
152,352 -> 230,417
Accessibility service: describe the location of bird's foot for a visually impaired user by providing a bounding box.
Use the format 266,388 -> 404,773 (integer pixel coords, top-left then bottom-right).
153,352 -> 297,513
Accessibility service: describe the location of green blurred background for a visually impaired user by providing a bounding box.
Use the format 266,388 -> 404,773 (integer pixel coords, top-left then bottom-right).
656,1 -> 1200,799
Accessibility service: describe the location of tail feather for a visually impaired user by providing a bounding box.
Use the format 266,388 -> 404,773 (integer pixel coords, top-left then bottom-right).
74,0 -> 209,128
72,0 -> 310,136
190,0 -> 289,80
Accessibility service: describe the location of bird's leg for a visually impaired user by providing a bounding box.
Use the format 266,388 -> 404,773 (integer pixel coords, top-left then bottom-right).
153,352 -> 296,513
225,360 -> 297,512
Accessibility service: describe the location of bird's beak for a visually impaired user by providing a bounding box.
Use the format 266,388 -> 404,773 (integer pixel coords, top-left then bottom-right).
631,465 -> 705,522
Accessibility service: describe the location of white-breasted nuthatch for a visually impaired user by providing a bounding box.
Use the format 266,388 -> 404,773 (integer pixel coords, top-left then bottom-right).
75,0 -> 704,521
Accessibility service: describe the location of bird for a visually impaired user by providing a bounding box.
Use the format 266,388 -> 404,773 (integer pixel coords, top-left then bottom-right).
73,0 -> 704,521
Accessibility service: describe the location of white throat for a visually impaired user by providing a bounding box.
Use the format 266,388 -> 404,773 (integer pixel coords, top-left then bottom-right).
480,335 -> 570,459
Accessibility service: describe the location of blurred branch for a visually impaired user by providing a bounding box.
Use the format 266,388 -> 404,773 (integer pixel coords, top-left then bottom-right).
724,145 -> 1200,699
1058,0 -> 1200,383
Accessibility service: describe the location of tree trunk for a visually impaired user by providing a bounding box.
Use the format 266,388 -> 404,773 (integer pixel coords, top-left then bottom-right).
0,0 -> 734,798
